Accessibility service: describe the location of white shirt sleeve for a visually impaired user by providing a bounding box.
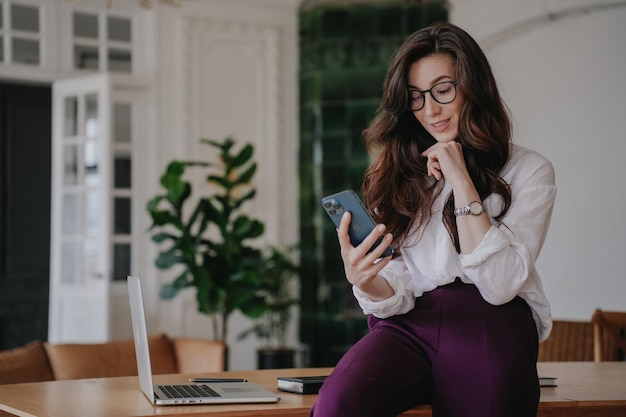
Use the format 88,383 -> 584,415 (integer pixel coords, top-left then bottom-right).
352,258 -> 416,318
459,150 -> 557,305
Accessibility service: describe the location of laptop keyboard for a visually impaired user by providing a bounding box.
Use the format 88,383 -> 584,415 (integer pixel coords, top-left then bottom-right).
159,384 -> 222,398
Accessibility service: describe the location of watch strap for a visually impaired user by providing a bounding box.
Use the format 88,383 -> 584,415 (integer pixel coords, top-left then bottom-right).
454,201 -> 483,216
454,205 -> 471,216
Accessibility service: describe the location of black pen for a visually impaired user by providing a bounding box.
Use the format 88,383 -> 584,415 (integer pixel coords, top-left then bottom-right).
189,377 -> 248,383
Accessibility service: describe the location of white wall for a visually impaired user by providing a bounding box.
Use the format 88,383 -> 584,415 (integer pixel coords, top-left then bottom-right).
153,0 -> 300,370
450,0 -> 626,320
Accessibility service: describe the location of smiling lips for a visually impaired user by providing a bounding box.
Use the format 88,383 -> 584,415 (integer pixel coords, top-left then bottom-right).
430,118 -> 450,132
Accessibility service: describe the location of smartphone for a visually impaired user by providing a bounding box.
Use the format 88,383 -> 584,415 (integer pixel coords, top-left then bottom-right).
321,190 -> 393,258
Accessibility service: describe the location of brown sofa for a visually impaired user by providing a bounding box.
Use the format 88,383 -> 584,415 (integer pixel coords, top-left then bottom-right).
0,333 -> 226,385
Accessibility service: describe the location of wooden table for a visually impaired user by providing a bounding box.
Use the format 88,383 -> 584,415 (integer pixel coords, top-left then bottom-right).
0,363 -> 624,417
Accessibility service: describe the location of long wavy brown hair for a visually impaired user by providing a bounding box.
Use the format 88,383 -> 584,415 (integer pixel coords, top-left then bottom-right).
362,21 -> 512,252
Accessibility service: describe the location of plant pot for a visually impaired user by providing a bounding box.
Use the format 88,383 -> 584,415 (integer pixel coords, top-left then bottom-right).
257,347 -> 295,369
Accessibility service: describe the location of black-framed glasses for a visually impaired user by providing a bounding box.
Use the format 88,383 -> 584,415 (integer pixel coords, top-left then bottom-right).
409,81 -> 459,111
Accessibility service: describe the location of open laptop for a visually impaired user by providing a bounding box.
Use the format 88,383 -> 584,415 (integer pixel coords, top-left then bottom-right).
127,275 -> 280,405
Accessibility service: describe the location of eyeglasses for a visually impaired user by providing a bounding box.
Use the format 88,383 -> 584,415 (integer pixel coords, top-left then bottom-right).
409,81 -> 459,111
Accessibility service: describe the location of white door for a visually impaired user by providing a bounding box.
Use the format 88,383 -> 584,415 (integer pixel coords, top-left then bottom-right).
48,73 -> 112,344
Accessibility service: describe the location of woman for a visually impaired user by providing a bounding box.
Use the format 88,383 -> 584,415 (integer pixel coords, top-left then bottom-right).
310,22 -> 556,417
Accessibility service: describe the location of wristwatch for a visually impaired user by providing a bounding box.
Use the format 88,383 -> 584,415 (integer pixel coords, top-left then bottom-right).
454,200 -> 484,216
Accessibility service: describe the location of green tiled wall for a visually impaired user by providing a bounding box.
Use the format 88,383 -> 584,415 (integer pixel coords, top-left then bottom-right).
298,0 -> 447,367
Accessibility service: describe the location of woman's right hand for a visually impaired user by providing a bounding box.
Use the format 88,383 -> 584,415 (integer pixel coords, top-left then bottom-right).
337,211 -> 395,301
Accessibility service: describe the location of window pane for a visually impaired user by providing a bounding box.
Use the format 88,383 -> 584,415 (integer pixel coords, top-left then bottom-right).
63,145 -> 79,185
108,17 -> 131,42
12,38 -> 39,65
73,12 -> 98,38
61,241 -> 78,284
114,155 -> 131,188
85,93 -> 98,138
83,239 -> 98,277
108,48 -> 131,73
85,190 -> 99,236
74,45 -> 99,70
113,244 -> 131,281
85,138 -> 99,186
11,4 -> 39,33
113,103 -> 131,143
0,36 -> 4,62
64,97 -> 78,137
85,94 -> 100,186
114,197 -> 131,234
62,193 -> 79,235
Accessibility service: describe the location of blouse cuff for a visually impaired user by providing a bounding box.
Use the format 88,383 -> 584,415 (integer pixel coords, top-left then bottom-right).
352,273 -> 412,318
459,225 -> 510,267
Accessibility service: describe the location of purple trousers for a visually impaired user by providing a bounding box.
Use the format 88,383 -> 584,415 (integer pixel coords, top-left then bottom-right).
310,279 -> 540,417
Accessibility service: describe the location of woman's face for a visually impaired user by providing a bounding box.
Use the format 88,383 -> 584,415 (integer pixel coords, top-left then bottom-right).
408,54 -> 464,143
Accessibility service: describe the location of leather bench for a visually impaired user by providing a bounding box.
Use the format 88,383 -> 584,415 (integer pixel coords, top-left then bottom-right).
0,333 -> 226,384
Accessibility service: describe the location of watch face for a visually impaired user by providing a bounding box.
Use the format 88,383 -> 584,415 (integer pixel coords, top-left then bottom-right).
469,201 -> 483,215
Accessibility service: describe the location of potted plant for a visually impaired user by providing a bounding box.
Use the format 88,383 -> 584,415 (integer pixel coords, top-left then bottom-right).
146,137 -> 286,368
238,246 -> 300,369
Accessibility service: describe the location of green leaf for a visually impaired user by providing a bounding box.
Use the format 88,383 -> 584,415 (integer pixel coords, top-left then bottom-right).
165,161 -> 185,176
231,144 -> 254,168
231,216 -> 254,238
233,217 -> 265,240
193,267 -> 215,315
193,200 -> 212,244
231,218 -> 264,240
151,232 -> 178,243
239,296 -> 269,319
234,162 -> 256,184
181,161 -> 210,168
207,174 -> 230,189
232,189 -> 256,210
230,269 -> 260,284
160,270 -> 191,299
173,182 -> 191,211
146,195 -> 164,212
197,285 -> 225,315
160,284 -> 180,299
221,137 -> 235,152
149,210 -> 182,229
161,174 -> 186,204
203,198 -> 227,229
187,199 -> 205,231
191,265 -> 210,287
155,251 -> 183,269
228,284 -> 260,307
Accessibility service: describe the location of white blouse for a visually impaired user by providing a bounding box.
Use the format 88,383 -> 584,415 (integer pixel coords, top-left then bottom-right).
353,144 -> 557,342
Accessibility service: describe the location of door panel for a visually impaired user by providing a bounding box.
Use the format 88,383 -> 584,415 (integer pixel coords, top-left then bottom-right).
49,73 -> 111,344
0,83 -> 51,349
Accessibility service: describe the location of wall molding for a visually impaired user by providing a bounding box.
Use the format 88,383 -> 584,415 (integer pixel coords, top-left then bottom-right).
183,17 -> 285,242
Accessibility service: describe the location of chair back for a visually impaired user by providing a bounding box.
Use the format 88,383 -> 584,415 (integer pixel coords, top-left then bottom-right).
538,320 -> 594,362
592,309 -> 626,362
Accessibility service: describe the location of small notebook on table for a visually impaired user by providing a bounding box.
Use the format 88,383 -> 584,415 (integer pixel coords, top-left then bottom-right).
539,376 -> 557,387
277,375 -> 327,394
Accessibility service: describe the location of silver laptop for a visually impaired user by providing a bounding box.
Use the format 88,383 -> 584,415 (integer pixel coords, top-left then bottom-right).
127,275 -> 280,405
